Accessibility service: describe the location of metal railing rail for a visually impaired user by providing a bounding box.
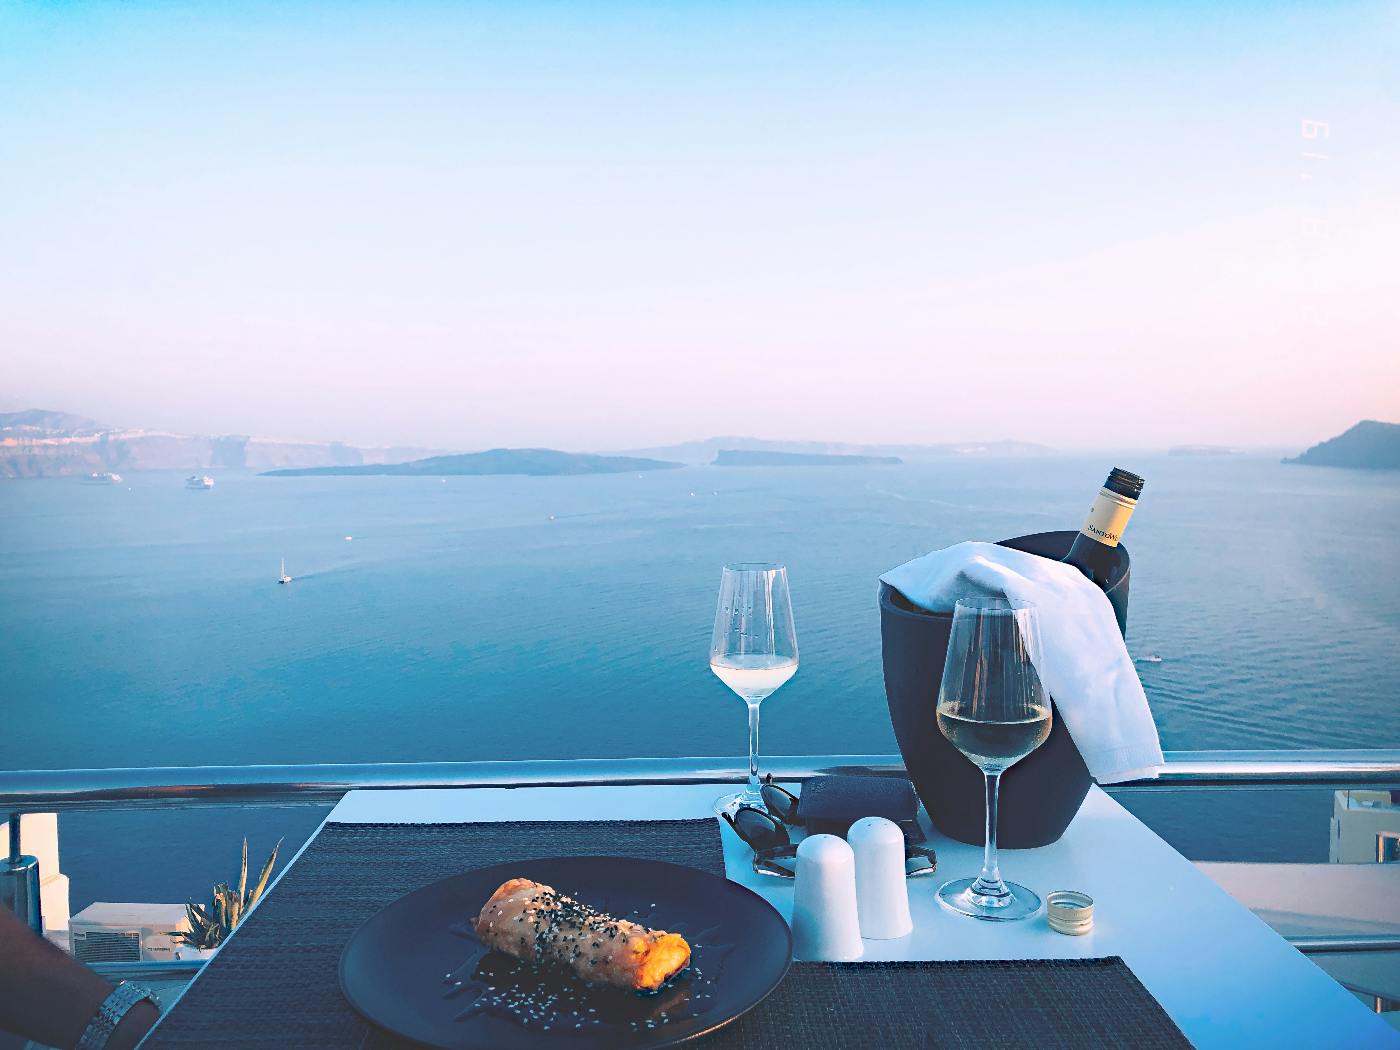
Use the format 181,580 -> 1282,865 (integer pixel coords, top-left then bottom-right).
2,750 -> 1398,814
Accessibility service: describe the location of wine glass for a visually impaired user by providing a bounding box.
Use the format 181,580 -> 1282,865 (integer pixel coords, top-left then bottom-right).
709,563 -> 798,816
935,596 -> 1051,920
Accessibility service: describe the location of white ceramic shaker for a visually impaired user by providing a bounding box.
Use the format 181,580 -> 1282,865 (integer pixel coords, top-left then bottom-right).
790,833 -> 864,961
849,815 -> 913,939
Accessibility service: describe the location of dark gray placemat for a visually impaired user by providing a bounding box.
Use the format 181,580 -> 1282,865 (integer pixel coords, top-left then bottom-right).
701,958 -> 1193,1049
142,819 -> 724,1049
145,820 -> 1190,1049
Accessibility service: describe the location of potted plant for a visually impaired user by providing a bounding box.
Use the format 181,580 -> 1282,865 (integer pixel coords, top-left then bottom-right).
172,838 -> 281,959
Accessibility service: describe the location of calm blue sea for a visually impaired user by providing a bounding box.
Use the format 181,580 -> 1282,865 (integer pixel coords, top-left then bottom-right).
3,457 -> 1398,907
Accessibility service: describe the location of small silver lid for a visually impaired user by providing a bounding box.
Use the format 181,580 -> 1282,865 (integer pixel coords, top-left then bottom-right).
1046,890 -> 1094,935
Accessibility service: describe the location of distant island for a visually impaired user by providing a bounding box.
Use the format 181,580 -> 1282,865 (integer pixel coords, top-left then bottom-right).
1285,420 -> 1400,470
618,436 -> 1052,465
262,448 -> 682,478
713,449 -> 902,467
2,407 -> 1045,481
1169,444 -> 1241,457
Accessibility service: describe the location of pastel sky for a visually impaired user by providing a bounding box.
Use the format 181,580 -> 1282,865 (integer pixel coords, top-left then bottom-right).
2,2 -> 1397,451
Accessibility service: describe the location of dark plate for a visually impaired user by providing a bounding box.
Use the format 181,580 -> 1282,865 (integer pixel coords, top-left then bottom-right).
339,856 -> 792,1049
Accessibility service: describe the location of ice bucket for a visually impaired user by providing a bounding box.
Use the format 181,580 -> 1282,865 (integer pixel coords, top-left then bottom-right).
879,530 -> 1130,848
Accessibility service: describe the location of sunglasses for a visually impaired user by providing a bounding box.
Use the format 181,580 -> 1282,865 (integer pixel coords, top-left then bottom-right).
722,776 -> 937,879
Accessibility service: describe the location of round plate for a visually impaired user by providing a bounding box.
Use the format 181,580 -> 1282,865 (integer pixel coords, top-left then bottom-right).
339,856 -> 792,1049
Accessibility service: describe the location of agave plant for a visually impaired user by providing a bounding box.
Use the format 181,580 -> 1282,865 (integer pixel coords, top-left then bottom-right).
174,838 -> 282,950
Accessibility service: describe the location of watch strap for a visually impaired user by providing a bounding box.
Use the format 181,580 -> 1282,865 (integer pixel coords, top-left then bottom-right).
76,981 -> 159,1050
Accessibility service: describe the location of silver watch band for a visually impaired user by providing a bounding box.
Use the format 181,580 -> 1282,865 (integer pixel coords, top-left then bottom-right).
76,981 -> 159,1050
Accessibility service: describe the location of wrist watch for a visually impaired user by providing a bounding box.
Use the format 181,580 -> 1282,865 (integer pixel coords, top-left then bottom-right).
77,982 -> 160,1050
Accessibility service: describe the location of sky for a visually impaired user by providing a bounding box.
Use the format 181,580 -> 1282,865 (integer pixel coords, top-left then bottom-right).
2,1 -> 1398,452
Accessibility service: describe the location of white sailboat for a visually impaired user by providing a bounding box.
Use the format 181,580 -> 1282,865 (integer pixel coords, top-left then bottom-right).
278,558 -> 293,585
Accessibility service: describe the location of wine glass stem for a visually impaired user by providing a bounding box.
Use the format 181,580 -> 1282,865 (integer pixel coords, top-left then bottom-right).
971,771 -> 1008,897
744,700 -> 763,803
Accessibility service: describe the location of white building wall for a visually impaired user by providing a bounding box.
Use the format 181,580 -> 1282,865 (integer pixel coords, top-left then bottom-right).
1331,791 -> 1400,864
0,812 -> 71,942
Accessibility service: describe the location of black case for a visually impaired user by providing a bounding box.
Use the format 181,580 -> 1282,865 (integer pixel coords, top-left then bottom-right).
798,774 -> 921,841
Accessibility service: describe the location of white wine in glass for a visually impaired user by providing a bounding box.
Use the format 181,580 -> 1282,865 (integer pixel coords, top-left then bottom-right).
935,595 -> 1051,921
709,563 -> 798,816
935,710 -> 1051,771
709,654 -> 798,703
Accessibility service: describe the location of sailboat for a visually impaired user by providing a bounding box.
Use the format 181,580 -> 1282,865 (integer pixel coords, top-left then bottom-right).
278,558 -> 293,585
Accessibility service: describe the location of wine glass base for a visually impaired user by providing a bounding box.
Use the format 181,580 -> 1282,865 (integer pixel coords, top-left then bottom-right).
937,878 -> 1042,921
713,790 -> 766,817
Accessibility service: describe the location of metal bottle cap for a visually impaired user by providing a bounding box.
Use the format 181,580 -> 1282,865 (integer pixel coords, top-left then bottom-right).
1046,890 -> 1094,935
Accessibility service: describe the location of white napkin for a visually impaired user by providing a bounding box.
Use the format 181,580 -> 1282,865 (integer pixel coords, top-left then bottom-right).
881,540 -> 1162,784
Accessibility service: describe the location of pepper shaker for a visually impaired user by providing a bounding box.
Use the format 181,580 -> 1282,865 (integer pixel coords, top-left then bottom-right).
849,815 -> 913,939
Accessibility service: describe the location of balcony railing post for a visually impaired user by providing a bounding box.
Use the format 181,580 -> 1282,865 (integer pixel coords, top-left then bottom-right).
1,811 -> 44,936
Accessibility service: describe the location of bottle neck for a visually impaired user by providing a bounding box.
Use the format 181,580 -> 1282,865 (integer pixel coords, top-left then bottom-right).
1077,486 -> 1137,548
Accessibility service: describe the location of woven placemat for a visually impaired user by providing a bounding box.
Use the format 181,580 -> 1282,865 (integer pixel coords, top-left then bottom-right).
704,958 -> 1192,1049
145,819 -> 1189,1049
142,819 -> 724,1049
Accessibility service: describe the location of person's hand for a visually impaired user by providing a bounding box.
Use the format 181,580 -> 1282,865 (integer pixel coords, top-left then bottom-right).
0,903 -> 157,1049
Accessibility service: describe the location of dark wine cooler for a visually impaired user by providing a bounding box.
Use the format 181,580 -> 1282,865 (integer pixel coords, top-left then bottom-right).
879,530 -> 1131,849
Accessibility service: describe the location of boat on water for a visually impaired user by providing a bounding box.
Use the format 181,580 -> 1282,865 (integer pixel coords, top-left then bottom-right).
83,472 -> 123,485
1139,652 -> 1164,664
186,474 -> 214,490
278,558 -> 293,585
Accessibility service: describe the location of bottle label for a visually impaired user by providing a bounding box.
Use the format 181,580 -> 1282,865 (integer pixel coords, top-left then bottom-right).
1079,487 -> 1136,547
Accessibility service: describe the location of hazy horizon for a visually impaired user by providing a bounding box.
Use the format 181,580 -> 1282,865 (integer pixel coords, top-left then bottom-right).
0,401 -> 1345,456
3,2 -> 1398,452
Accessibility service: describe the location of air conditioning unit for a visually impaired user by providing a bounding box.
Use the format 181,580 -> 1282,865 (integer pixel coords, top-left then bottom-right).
70,903 -> 191,964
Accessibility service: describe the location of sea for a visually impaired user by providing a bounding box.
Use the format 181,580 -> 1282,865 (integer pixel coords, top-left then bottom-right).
3,456 -> 1398,911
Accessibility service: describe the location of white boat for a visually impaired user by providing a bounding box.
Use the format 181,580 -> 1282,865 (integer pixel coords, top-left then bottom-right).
278,558 -> 293,585
186,475 -> 214,490
83,472 -> 122,485
1139,652 -> 1164,664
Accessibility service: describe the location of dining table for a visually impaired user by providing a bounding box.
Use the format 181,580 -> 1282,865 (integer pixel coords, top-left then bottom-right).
139,781 -> 1400,1049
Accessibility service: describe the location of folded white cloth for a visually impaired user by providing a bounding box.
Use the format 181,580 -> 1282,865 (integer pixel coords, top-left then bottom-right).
881,540 -> 1162,784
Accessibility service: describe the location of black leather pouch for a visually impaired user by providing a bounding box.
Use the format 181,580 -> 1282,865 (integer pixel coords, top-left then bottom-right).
799,775 -> 923,842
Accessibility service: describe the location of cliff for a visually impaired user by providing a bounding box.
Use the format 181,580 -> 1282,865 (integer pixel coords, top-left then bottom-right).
0,410 -> 446,479
1285,421 -> 1400,470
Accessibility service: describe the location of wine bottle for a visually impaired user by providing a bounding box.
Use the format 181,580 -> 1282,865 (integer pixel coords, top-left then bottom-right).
1063,468 -> 1144,631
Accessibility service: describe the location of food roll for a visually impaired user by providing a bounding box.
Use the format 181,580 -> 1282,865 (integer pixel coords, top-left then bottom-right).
471,878 -> 691,991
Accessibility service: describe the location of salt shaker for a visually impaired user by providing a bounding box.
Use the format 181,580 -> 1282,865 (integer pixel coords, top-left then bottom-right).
791,834 -> 864,961
849,816 -> 913,939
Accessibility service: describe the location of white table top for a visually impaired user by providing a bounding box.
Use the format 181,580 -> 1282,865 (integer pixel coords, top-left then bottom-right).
327,783 -> 1400,1049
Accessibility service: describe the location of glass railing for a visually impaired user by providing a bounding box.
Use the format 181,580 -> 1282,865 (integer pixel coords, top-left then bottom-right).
3,749 -> 1399,1015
